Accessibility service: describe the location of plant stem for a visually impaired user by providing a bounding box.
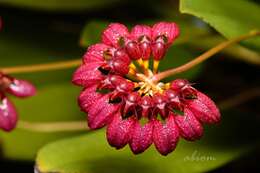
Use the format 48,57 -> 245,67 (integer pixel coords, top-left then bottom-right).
1,59 -> 82,74
17,120 -> 87,133
153,30 -> 260,82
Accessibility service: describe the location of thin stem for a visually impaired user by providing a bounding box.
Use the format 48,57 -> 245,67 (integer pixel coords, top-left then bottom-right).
1,59 -> 82,74
17,120 -> 87,133
153,30 -> 260,82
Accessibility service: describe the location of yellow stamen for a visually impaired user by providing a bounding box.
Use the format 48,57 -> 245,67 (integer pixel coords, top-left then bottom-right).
164,83 -> 170,89
143,60 -> 149,69
136,59 -> 144,66
153,60 -> 160,73
129,63 -> 137,70
128,67 -> 136,76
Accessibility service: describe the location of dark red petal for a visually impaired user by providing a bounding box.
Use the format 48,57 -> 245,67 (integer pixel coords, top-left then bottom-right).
109,59 -> 129,75
131,25 -> 152,40
186,91 -> 221,124
6,79 -> 36,98
153,114 -> 179,156
87,94 -> 120,129
114,49 -> 131,64
175,108 -> 203,141
78,85 -> 102,112
106,111 -> 135,149
164,89 -> 182,110
170,79 -> 189,91
83,43 -> 112,63
0,96 -> 17,131
102,23 -> 129,48
72,63 -> 104,87
152,22 -> 179,46
139,96 -> 154,117
129,119 -> 153,154
153,93 -> 168,117
125,41 -> 141,60
151,40 -> 166,60
139,41 -> 151,60
123,92 -> 141,115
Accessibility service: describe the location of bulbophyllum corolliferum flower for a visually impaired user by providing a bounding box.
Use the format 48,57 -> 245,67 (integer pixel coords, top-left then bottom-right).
72,22 -> 221,155
0,72 -> 36,131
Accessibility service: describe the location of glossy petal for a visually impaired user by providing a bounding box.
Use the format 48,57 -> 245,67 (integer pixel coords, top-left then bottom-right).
175,108 -> 203,141
186,91 -> 221,124
153,114 -> 179,156
102,23 -> 129,47
152,22 -> 179,45
129,119 -> 153,154
153,93 -> 168,117
131,25 -> 152,40
0,96 -> 17,131
109,59 -> 129,75
72,63 -> 104,87
139,96 -> 154,117
83,43 -> 112,63
106,112 -> 135,149
7,79 -> 36,98
78,85 -> 102,112
87,94 -> 120,129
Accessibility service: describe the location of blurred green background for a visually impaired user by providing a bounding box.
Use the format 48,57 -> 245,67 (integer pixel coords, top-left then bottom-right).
0,0 -> 259,172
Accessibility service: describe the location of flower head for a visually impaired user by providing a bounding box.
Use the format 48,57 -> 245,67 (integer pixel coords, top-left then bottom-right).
73,22 -> 220,155
0,72 -> 36,131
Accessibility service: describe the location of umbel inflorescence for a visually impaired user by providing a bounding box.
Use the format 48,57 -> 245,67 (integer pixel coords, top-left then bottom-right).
72,22 -> 221,155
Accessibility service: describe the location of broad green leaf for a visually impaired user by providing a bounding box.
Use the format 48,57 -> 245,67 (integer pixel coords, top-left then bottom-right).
180,0 -> 260,50
0,0 -> 122,11
0,18 -> 85,160
37,109 -> 259,173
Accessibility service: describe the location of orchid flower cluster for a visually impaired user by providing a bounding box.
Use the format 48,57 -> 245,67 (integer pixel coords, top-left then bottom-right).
72,22 -> 221,155
0,73 -> 35,131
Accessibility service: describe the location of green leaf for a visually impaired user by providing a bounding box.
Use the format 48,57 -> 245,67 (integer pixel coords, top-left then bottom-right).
180,0 -> 260,50
0,0 -> 122,11
0,18 -> 85,160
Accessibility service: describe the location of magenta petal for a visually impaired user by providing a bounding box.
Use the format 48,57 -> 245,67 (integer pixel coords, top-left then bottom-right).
152,22 -> 179,45
131,25 -> 152,40
7,79 -> 36,98
175,108 -> 203,141
186,92 -> 221,124
153,114 -> 179,156
72,63 -> 104,87
129,119 -> 153,154
0,96 -> 17,131
83,43 -> 112,63
78,85 -> 102,112
87,94 -> 119,129
102,23 -> 129,47
106,112 -> 135,149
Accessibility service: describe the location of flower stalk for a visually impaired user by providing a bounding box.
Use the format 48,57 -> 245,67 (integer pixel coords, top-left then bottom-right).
1,59 -> 82,74
17,120 -> 87,132
152,30 -> 260,82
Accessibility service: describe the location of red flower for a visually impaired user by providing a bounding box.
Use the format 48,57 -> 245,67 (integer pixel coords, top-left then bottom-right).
73,22 -> 220,155
0,73 -> 36,131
